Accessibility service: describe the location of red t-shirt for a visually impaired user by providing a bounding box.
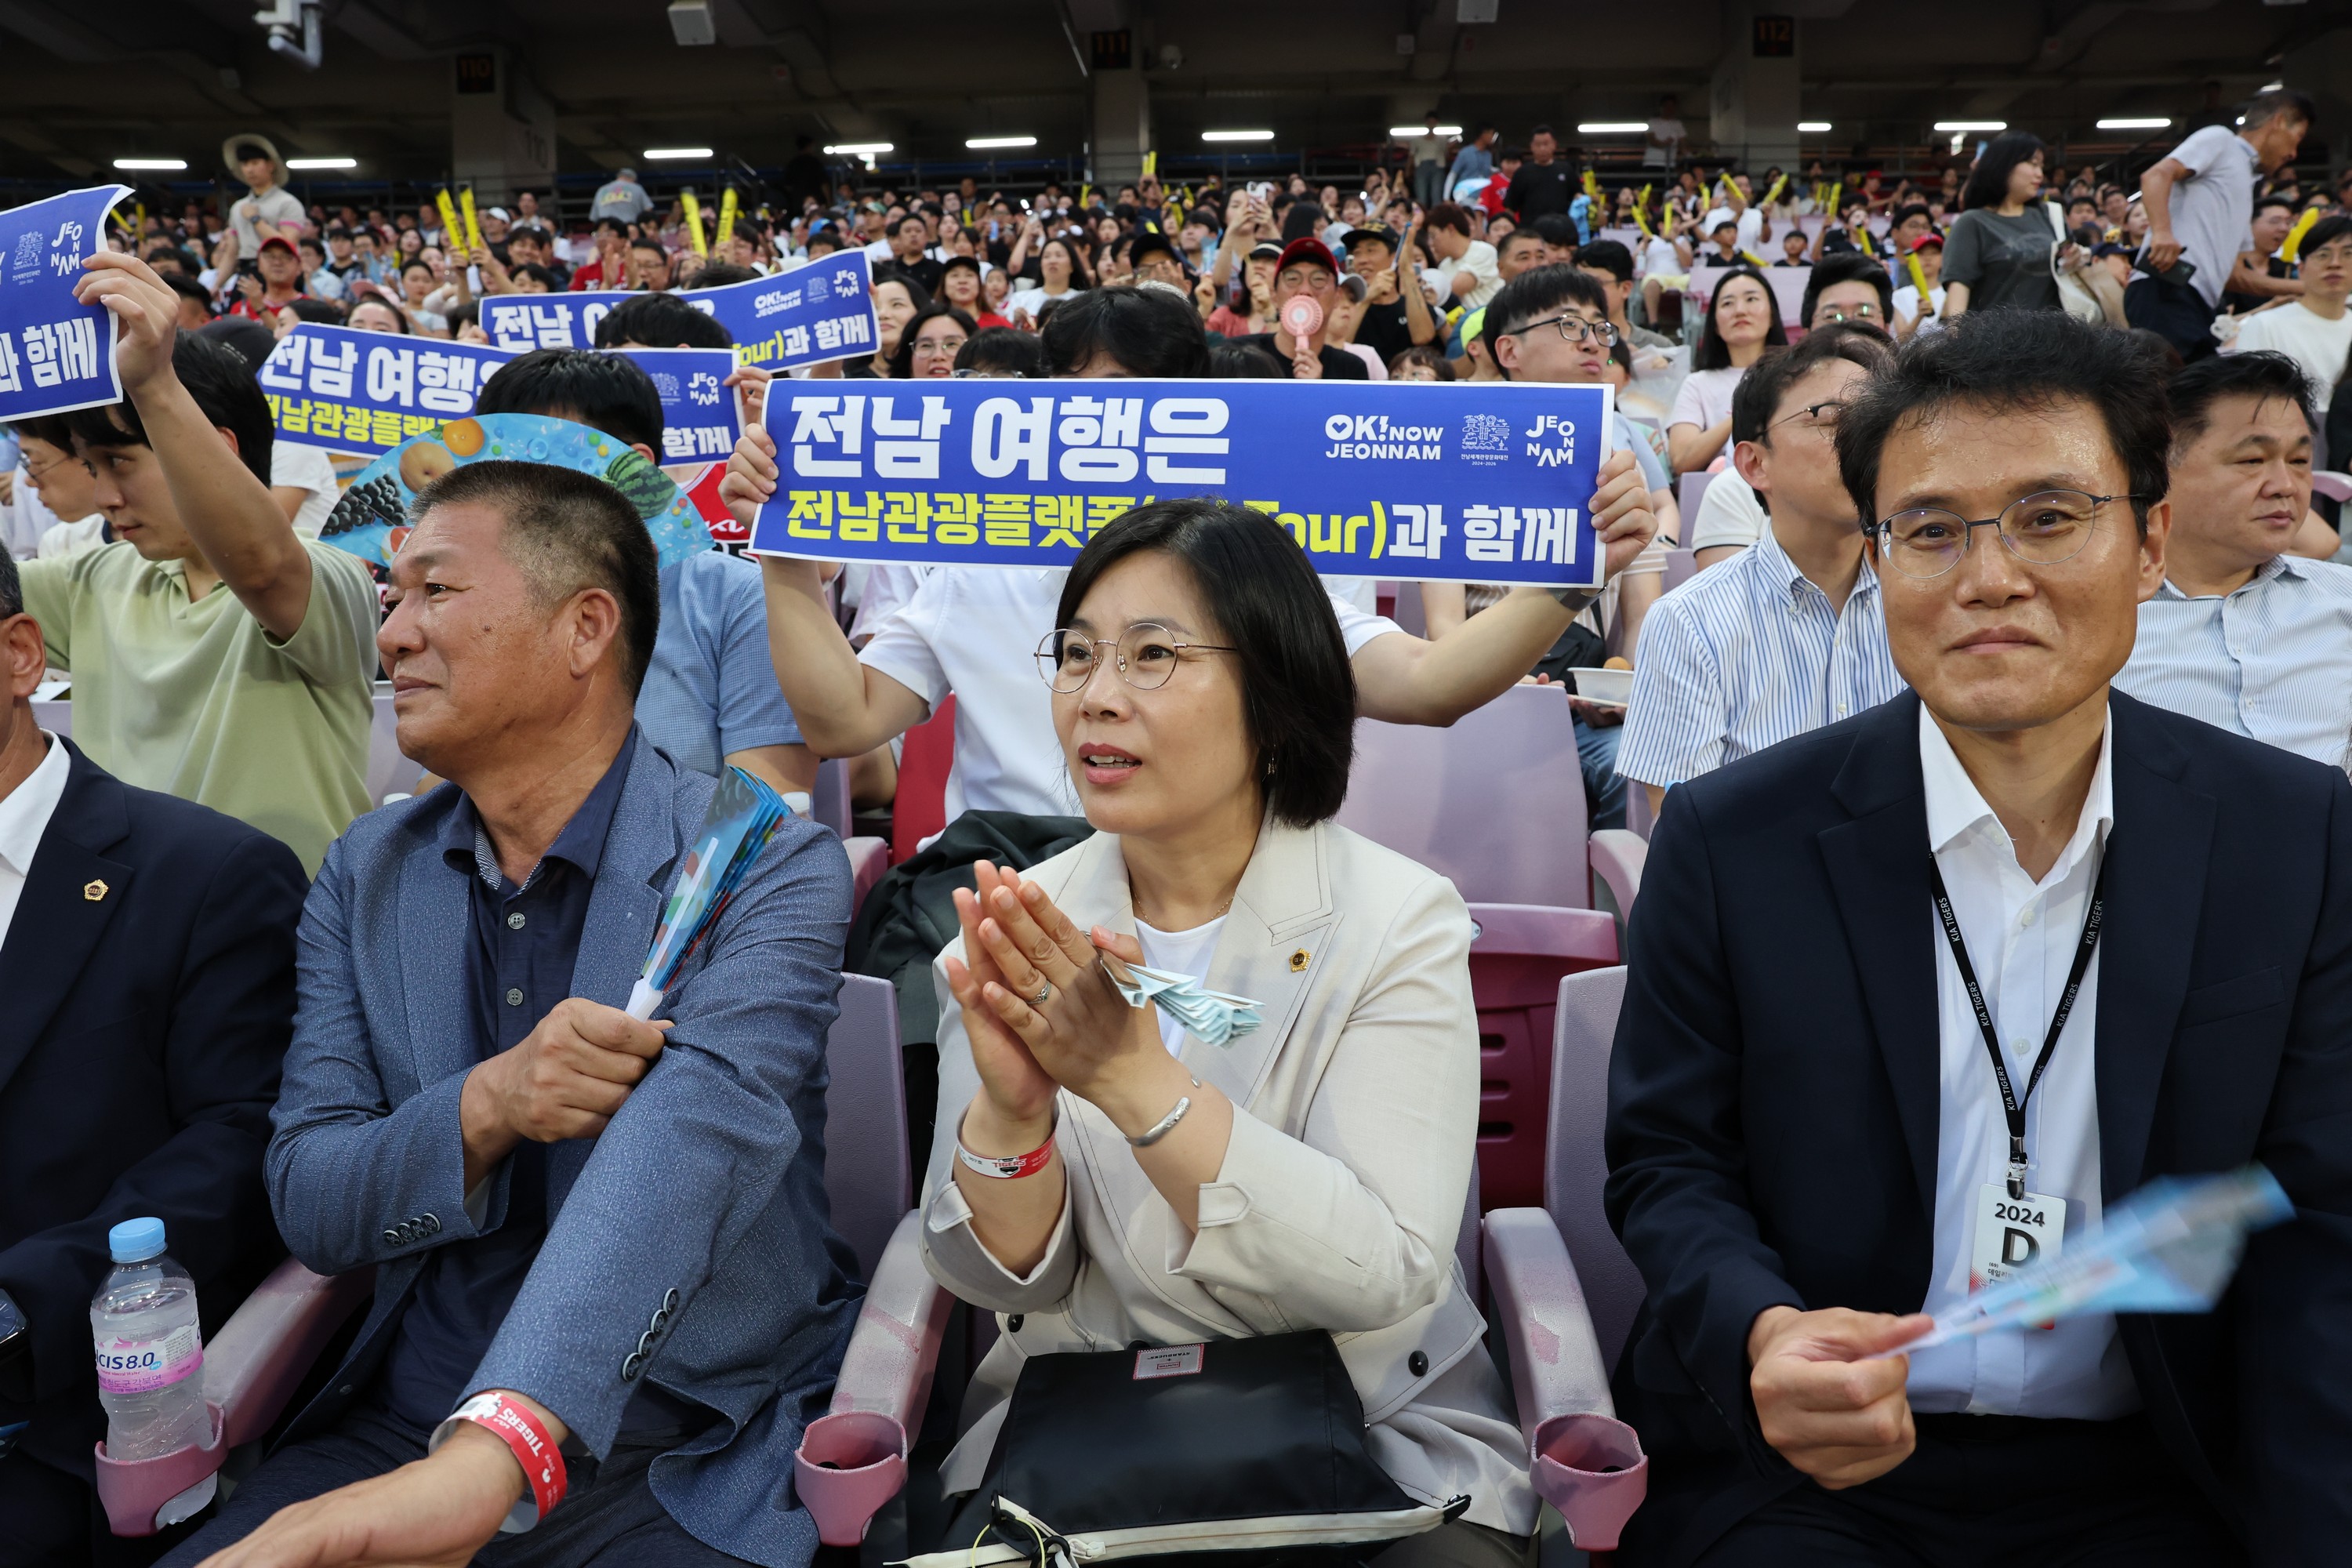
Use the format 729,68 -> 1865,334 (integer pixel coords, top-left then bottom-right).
569,257 -> 621,291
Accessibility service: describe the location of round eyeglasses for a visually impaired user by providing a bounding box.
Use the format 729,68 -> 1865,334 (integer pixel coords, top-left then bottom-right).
1871,490 -> 2141,579
1816,301 -> 1880,324
1034,623 -> 1239,693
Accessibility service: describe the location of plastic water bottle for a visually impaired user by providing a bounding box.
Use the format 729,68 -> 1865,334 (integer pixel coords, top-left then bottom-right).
90,1218 -> 209,1461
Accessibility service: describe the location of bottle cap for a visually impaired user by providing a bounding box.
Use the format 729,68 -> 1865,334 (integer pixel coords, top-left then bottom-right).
107,1218 -> 166,1263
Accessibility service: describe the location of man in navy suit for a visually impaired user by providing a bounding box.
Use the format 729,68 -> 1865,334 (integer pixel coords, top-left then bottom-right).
169,460 -> 858,1568
1606,312 -> 2352,1566
0,553 -> 306,1566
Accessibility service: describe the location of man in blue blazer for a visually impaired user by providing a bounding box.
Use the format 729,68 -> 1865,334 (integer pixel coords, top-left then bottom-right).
169,462 -> 858,1568
0,554 -> 303,1567
1606,313 -> 2352,1566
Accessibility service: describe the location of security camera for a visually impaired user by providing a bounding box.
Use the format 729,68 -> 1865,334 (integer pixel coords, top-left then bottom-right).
252,0 -> 321,69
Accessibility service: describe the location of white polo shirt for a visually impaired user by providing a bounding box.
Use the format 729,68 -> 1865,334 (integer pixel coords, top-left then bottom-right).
858,568 -> 1399,821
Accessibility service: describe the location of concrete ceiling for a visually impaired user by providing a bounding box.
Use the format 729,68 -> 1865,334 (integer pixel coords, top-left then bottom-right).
0,0 -> 2341,190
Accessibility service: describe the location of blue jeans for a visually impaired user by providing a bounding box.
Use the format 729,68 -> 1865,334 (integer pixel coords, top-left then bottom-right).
1577,715 -> 1626,831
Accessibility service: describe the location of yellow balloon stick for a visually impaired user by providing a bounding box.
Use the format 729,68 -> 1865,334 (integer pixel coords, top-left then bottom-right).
1907,252 -> 1930,297
1857,224 -> 1875,258
1828,180 -> 1843,216
1764,173 -> 1787,207
681,190 -> 708,256
458,187 -> 482,252
435,189 -> 463,249
716,187 -> 739,251
2281,205 -> 2321,264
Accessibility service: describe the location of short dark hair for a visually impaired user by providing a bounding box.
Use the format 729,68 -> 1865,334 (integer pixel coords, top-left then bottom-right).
2298,212 -> 2352,259
954,326 -> 1046,377
1801,251 -> 1894,327
887,302 -> 977,378
629,237 -> 668,257
286,296 -> 345,326
162,272 -> 215,318
1040,285 -> 1208,376
2244,88 -> 2318,130
64,333 -> 271,483
1486,263 -> 1612,346
1731,323 -> 1896,448
595,291 -> 731,349
474,347 -> 665,452
2255,193 -> 2299,217
1425,202 -> 1474,237
1208,339 -> 1288,378
411,460 -> 662,698
1890,202 -> 1934,230
1528,122 -> 1555,140
1574,238 -> 1635,283
691,260 -> 762,288
1497,227 -> 1546,259
1051,498 -> 1356,826
0,542 -> 20,620
1835,309 -> 2172,533
2168,350 -> 2314,454
1693,265 -> 1790,371
1531,214 -> 1579,249
596,216 -> 630,237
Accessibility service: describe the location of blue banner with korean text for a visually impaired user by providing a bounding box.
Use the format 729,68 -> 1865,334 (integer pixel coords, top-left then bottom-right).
260,325 -> 512,456
612,347 -> 739,463
611,347 -> 743,464
479,251 -> 878,371
0,184 -> 128,420
746,379 -> 1612,588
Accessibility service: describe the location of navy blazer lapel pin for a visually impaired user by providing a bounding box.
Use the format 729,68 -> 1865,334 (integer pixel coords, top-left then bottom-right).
83,879 -> 108,902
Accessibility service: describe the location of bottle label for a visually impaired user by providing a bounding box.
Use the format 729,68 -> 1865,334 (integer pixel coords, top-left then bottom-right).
94,1323 -> 203,1393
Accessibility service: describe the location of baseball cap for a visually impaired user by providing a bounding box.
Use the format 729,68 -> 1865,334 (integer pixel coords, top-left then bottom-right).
1343,225 -> 1399,253
1247,240 -> 1283,262
257,234 -> 299,257
1130,230 -> 1181,267
1909,234 -> 1943,253
1274,237 -> 1338,276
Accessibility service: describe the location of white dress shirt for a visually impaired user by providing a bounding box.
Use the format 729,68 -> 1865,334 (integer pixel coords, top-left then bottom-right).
2114,554 -> 2352,769
1907,704 -> 2140,1418
0,730 -> 71,952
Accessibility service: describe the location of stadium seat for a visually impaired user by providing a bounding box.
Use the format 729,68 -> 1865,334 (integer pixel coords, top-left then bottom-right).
1466,904 -> 1619,1209
2310,470 -> 2352,504
101,970 -> 914,1537
1675,470 -> 1714,520
1545,967 -> 1646,1375
1661,547 -> 1697,593
891,694 -> 956,864
797,1184 -> 1648,1555
1337,682 -> 1595,908
812,756 -> 853,837
365,681 -> 422,805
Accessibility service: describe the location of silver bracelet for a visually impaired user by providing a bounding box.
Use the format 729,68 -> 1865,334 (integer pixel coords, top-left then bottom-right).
1127,1094 -> 1192,1148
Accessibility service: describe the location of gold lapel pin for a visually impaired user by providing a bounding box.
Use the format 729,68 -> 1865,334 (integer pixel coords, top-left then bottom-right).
1289,949 -> 1309,972
83,879 -> 109,903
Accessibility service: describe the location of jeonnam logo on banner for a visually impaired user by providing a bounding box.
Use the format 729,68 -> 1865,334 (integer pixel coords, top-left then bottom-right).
747,379 -> 1613,590
480,251 -> 878,372
0,184 -> 128,421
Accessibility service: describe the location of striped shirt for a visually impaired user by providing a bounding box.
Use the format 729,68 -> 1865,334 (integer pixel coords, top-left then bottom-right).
1618,527 -> 1908,788
2114,554 -> 2352,769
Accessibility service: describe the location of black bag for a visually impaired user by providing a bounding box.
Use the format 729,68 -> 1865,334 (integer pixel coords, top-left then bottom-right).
905,1332 -> 1461,1568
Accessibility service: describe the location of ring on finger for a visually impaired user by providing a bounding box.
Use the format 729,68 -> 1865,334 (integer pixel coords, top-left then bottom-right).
1031,979 -> 1052,1006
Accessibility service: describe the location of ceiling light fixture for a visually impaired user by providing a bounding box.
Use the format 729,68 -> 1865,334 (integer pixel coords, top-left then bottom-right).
966,136 -> 1036,150
1933,120 -> 2007,132
644,147 -> 714,160
112,158 -> 187,171
286,157 -> 358,169
1201,129 -> 1275,143
1576,122 -> 1648,134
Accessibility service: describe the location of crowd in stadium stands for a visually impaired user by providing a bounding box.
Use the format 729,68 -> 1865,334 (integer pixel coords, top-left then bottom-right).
2,82 -> 2351,1568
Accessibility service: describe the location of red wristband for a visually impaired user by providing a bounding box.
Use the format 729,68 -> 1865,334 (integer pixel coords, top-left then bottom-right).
434,1392 -> 566,1529
956,1110 -> 1056,1179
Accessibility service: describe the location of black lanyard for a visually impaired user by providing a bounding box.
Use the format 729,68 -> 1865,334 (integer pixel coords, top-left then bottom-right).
1928,852 -> 2109,1200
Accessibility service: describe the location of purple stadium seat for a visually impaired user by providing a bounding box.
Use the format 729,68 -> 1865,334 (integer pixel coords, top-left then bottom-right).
96,1261 -> 375,1536
844,836 -> 888,918
825,973 -> 911,1283
1661,547 -> 1697,593
812,756 -> 854,838
1546,967 -> 1646,1374
1467,904 -> 1619,1209
2310,470 -> 2352,504
1675,470 -> 1715,521
1335,682 -> 1592,908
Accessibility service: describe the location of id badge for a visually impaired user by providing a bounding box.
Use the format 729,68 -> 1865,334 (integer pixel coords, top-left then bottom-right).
1971,1185 -> 2067,1296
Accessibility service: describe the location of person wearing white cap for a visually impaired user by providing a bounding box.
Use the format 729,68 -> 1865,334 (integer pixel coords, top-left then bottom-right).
591,166 -> 654,224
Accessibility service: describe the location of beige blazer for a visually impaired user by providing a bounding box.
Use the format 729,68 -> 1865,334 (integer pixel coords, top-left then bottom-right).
919,817 -> 1535,1535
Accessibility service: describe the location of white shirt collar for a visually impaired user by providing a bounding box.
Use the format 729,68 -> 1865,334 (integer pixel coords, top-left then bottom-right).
0,730 -> 71,880
2153,553 -> 2301,599
1919,702 -> 2114,877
